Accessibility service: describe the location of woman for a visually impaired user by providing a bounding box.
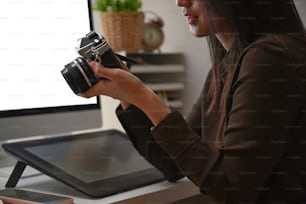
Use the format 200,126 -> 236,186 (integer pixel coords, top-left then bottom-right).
80,0 -> 306,202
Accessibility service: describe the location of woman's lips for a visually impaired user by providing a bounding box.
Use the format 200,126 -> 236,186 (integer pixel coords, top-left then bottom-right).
187,16 -> 198,25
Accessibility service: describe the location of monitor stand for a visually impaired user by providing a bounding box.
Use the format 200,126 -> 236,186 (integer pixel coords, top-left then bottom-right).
5,161 -> 27,188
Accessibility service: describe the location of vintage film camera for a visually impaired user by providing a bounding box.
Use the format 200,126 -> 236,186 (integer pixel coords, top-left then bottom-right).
61,31 -> 122,94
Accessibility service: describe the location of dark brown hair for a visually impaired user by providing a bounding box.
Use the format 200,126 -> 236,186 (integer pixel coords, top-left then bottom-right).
204,0 -> 306,115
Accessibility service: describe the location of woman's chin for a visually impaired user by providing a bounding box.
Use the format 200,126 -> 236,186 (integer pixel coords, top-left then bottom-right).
189,26 -> 209,38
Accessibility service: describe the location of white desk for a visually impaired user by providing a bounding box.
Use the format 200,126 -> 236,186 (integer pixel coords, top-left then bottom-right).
0,168 -> 191,203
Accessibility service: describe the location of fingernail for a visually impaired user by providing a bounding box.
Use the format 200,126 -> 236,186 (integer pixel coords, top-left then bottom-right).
89,61 -> 96,66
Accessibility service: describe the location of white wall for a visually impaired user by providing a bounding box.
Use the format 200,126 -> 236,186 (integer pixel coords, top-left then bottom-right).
295,0 -> 306,24
91,0 -> 210,129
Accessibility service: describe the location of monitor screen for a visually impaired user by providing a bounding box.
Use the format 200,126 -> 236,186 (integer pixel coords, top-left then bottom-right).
0,0 -> 102,166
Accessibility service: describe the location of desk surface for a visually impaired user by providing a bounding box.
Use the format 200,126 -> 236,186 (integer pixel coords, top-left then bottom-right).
0,171 -> 207,204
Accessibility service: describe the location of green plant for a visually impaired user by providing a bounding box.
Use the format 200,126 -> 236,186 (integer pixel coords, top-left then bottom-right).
94,0 -> 142,12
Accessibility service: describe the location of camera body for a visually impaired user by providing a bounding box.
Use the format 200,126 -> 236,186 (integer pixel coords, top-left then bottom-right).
61,31 -> 122,94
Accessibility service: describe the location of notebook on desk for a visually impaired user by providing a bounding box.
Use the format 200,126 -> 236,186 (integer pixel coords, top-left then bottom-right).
2,129 -> 165,198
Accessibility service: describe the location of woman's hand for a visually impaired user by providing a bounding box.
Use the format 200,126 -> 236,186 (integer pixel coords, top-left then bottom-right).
79,61 -> 171,125
80,61 -> 147,105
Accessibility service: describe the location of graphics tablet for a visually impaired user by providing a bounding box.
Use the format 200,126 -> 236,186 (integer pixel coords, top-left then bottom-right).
2,129 -> 165,198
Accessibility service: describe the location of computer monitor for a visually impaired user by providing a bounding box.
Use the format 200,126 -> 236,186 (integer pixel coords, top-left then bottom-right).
0,0 -> 102,166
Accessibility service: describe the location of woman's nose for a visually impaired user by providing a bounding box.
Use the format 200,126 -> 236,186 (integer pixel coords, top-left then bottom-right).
176,0 -> 192,7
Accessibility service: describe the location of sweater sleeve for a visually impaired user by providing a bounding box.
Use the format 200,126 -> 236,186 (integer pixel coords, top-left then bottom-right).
151,45 -> 306,202
116,105 -> 184,182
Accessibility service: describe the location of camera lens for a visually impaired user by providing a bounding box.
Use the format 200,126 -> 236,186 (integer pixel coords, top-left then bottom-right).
61,57 -> 98,94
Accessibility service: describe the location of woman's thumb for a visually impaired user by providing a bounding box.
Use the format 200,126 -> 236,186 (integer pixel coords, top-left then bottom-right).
89,61 -> 114,79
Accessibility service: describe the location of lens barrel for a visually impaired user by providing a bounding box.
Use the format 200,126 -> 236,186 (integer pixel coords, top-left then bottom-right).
61,57 -> 98,94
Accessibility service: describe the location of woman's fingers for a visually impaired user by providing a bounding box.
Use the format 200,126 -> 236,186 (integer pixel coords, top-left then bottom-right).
79,61 -> 143,103
89,61 -> 117,80
79,79 -> 108,98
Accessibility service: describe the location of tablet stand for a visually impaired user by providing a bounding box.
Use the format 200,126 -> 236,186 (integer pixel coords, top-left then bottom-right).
5,161 -> 27,188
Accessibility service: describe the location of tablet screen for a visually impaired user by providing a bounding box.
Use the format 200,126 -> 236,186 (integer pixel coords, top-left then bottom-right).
3,129 -> 165,198
25,133 -> 152,183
